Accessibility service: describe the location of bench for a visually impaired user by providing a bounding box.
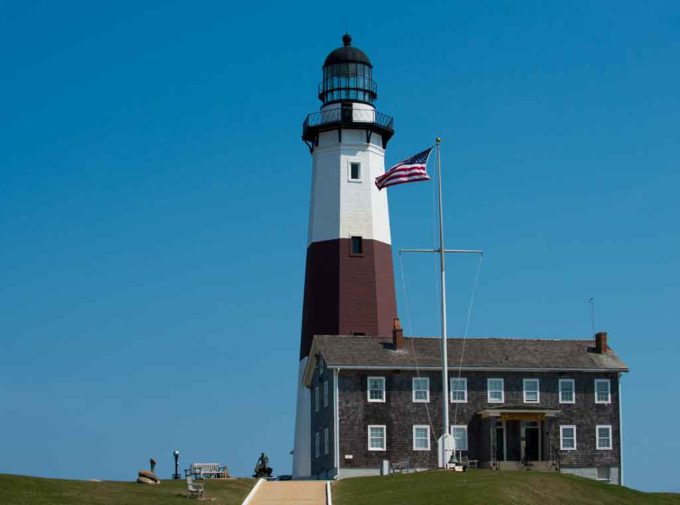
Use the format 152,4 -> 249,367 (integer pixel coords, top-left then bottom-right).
186,477 -> 204,499
391,459 -> 411,474
184,463 -> 229,480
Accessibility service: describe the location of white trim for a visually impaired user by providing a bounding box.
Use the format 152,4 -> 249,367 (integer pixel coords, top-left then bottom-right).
413,425 -> 430,451
240,478 -> 265,505
326,481 -> 333,505
323,381 -> 329,408
450,425 -> 468,451
523,378 -> 540,404
596,424 -> 613,450
595,379 -> 611,404
367,376 -> 386,402
560,425 -> 577,451
368,425 -> 387,451
450,377 -> 468,403
324,427 -> 330,455
412,377 -> 430,403
487,378 -> 504,403
559,379 -> 576,404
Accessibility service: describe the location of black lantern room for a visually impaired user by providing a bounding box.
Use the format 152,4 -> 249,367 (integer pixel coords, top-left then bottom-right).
318,34 -> 377,105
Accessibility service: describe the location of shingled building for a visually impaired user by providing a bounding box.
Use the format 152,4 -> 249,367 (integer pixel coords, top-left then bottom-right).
303,330 -> 628,484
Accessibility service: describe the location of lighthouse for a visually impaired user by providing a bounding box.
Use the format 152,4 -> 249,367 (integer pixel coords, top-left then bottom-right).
292,34 -> 397,477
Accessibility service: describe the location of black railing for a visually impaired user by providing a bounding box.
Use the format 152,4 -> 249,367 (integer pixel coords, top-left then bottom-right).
303,108 -> 393,130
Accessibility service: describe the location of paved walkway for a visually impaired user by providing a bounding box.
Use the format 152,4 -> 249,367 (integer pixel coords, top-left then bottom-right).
249,480 -> 327,505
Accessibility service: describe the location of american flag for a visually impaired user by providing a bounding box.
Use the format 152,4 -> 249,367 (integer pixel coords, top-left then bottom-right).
374,147 -> 433,190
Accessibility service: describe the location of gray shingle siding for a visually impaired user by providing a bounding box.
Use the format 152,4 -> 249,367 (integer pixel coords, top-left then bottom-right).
314,368 -> 622,473
310,364 -> 335,478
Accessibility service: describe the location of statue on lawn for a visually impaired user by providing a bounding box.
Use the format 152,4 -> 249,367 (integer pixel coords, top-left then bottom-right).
253,452 -> 273,478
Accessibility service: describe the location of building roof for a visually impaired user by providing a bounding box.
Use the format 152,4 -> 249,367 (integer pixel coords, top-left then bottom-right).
304,335 -> 628,384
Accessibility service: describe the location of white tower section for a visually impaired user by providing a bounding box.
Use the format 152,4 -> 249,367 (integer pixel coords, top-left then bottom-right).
308,105 -> 391,246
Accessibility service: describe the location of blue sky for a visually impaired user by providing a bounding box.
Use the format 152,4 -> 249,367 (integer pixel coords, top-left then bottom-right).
0,0 -> 678,492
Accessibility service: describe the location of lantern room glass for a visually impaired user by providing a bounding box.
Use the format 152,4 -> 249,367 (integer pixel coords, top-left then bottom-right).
320,62 -> 377,105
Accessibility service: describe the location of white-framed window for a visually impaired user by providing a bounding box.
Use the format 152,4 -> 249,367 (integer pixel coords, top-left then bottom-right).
560,425 -> 577,450
368,425 -> 386,451
348,161 -> 362,182
323,381 -> 329,408
450,377 -> 467,403
367,376 -> 385,402
595,379 -> 611,404
314,386 -> 320,412
315,432 -> 320,458
451,425 -> 468,451
523,378 -> 540,403
413,425 -> 430,451
596,425 -> 612,450
324,427 -> 329,455
412,377 -> 430,403
559,379 -> 575,404
487,378 -> 504,403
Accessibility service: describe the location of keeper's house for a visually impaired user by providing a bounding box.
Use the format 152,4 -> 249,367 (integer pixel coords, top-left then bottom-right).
303,328 -> 628,484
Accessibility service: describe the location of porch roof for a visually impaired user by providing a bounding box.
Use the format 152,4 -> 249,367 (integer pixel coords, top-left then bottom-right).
478,407 -> 561,418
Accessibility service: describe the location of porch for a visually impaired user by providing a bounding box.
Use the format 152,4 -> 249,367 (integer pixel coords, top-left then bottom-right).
476,408 -> 561,471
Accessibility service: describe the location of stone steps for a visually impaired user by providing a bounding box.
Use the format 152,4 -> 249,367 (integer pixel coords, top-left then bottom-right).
249,480 -> 327,505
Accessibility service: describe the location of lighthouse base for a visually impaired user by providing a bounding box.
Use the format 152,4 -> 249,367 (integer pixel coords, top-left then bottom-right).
292,357 -> 312,478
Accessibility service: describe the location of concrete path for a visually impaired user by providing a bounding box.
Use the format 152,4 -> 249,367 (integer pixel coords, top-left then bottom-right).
249,480 -> 327,505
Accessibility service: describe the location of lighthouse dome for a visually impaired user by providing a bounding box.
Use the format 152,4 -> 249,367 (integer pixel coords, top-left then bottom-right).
319,34 -> 377,105
323,34 -> 373,68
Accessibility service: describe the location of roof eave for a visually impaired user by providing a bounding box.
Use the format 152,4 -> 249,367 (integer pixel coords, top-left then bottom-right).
324,364 -> 629,373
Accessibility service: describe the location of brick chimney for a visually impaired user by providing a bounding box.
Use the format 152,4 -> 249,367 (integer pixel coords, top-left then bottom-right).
392,317 -> 404,350
595,331 -> 608,354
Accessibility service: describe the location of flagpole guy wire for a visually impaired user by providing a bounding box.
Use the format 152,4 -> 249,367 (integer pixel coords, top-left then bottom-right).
398,138 -> 484,468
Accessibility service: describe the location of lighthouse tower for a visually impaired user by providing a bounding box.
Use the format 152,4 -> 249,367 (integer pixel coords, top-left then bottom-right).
292,34 -> 397,477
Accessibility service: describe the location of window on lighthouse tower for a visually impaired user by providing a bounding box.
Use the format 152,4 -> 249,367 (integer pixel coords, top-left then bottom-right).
350,236 -> 364,256
350,162 -> 361,181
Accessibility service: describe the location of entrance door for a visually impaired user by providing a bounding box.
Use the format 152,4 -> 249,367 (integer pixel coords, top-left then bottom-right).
341,103 -> 353,122
495,424 -> 505,461
523,423 -> 540,462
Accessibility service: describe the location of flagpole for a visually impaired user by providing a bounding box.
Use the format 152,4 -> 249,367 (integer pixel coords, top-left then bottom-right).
436,137 -> 450,468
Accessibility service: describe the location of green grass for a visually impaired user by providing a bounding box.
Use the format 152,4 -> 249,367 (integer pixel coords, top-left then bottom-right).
333,471 -> 680,505
0,474 -> 254,505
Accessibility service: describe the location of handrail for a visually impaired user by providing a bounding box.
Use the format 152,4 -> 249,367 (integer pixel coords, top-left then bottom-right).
303,109 -> 394,130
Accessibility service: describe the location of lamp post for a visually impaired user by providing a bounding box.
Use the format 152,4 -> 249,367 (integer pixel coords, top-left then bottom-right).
173,450 -> 180,480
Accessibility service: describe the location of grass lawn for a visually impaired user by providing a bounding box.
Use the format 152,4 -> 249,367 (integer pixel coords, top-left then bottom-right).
333,471 -> 680,505
0,474 -> 254,505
